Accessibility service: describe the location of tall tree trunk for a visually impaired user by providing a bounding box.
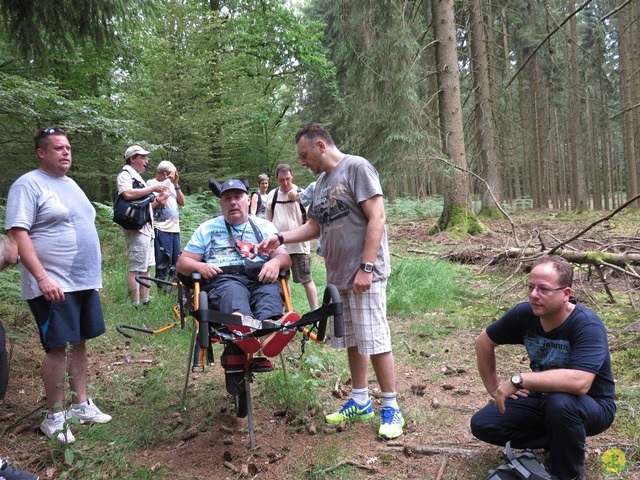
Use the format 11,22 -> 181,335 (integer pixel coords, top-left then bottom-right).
586,97 -> 602,209
430,0 -> 483,237
469,0 -> 503,217
618,0 -> 638,207
568,4 -> 588,210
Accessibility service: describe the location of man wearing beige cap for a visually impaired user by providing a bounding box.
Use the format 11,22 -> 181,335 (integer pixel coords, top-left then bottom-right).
116,145 -> 168,307
147,160 -> 186,283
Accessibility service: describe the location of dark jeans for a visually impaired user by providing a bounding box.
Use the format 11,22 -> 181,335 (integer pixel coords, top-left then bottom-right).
0,321 -> 7,400
470,392 -> 616,480
205,274 -> 283,320
154,229 -> 181,281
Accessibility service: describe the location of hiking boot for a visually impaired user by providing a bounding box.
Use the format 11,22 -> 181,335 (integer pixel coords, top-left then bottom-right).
325,398 -> 374,425
67,398 -> 112,424
378,406 -> 405,440
40,412 -> 75,443
0,459 -> 39,480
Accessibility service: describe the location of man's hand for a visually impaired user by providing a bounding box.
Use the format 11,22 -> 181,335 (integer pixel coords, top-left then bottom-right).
256,235 -> 279,257
150,183 -> 168,194
257,260 -> 280,284
491,379 -> 530,414
38,276 -> 65,303
352,269 -> 373,294
195,262 -> 223,280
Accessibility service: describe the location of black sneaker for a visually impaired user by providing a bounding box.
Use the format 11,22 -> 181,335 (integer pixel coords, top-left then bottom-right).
0,459 -> 39,480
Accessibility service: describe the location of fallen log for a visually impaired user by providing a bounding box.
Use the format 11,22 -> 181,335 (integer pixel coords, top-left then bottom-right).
383,444 -> 480,458
496,248 -> 640,268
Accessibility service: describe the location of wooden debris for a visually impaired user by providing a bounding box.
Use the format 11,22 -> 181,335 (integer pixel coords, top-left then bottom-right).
383,444 -> 480,458
315,459 -> 378,474
436,457 -> 449,480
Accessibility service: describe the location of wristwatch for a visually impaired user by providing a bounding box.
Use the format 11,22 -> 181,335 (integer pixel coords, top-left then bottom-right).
511,374 -> 523,389
275,233 -> 284,245
360,262 -> 374,273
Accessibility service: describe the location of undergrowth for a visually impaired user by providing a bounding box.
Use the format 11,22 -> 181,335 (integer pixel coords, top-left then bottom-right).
0,197 -> 638,479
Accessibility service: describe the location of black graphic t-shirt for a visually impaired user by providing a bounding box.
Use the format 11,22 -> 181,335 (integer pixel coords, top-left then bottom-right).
486,301 -> 615,400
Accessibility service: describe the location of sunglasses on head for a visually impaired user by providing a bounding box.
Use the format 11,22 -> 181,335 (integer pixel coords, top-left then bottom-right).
34,126 -> 67,149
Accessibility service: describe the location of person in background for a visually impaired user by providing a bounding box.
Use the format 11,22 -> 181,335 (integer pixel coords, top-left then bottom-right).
250,173 -> 269,218
5,127 -> 112,444
266,164 -> 318,310
147,160 -> 186,284
0,235 -> 39,479
257,124 -> 404,440
470,256 -> 616,480
116,145 -> 168,307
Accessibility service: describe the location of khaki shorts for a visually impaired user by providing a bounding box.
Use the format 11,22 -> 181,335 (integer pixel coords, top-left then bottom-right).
331,280 -> 392,355
290,253 -> 313,284
124,231 -> 155,272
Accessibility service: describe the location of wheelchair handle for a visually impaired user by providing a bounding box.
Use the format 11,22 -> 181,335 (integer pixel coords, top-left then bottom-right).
134,274 -> 176,288
322,284 -> 344,339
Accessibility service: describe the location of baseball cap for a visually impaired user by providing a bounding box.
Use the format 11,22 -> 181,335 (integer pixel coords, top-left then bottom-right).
219,179 -> 248,195
124,145 -> 150,161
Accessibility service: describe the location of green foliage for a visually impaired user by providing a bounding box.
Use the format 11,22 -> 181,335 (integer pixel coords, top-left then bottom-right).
387,256 -> 467,318
385,196 -> 444,219
0,0 -> 158,60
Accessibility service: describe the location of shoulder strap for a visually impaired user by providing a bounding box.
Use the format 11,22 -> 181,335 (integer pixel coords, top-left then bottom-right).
121,167 -> 145,189
270,187 -> 279,218
270,187 -> 307,223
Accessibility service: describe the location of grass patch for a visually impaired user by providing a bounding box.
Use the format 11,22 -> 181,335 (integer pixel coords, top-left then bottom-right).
2,194 -> 640,479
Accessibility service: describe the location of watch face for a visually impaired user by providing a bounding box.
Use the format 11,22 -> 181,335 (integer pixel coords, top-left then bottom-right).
361,263 -> 373,272
511,375 -> 522,385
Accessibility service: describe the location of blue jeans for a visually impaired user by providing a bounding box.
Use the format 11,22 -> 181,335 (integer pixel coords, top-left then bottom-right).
154,229 -> 181,280
470,392 -> 616,479
205,274 -> 283,320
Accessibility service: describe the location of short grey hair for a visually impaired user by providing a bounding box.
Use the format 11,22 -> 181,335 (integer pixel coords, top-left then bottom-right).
157,160 -> 176,173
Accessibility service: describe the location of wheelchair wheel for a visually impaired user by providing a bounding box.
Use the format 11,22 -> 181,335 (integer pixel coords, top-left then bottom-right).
234,392 -> 248,418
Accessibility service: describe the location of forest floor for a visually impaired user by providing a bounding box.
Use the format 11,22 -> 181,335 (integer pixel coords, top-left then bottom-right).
2,214 -> 638,479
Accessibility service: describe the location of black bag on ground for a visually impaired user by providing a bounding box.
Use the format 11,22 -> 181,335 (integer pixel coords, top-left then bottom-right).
484,442 -> 554,480
113,175 -> 154,230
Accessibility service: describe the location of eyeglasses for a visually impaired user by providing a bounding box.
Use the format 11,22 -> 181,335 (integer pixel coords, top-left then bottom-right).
526,284 -> 567,295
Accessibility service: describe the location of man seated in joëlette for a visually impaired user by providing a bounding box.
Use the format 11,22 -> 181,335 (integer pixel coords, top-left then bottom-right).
176,179 -> 297,357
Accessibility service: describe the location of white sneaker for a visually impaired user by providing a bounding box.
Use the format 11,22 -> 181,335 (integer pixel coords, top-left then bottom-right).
40,412 -> 76,443
67,398 -> 112,424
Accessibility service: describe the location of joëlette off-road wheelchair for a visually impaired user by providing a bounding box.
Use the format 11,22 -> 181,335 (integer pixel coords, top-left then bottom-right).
121,271 -> 344,448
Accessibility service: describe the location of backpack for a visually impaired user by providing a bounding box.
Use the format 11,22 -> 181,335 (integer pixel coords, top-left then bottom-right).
113,171 -> 154,230
269,187 -> 307,224
250,191 -> 265,217
484,442 -> 553,480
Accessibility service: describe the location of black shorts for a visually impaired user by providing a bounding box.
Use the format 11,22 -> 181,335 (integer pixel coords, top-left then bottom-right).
28,289 -> 106,351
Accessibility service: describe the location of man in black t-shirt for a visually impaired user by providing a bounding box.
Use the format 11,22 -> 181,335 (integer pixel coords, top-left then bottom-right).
471,256 -> 616,480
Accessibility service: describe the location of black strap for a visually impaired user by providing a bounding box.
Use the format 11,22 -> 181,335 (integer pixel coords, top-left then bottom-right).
270,187 -> 307,223
121,167 -> 146,189
225,218 -> 263,245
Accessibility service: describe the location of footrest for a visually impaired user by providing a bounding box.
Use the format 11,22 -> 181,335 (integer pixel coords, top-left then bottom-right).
249,357 -> 273,373
261,312 -> 300,357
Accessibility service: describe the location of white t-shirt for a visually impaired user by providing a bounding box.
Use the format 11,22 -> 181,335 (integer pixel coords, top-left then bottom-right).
147,178 -> 180,233
266,184 -> 310,255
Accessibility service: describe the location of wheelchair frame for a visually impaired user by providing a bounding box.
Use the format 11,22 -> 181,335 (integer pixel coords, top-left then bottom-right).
120,272 -> 344,449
